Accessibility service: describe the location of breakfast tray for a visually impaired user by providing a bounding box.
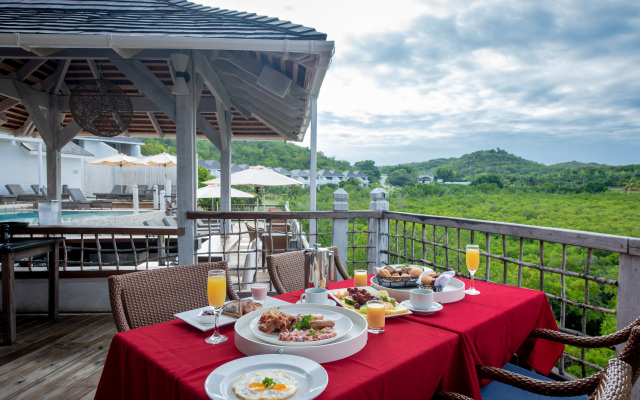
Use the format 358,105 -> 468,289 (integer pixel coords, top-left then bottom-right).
234,304 -> 368,364
370,276 -> 466,304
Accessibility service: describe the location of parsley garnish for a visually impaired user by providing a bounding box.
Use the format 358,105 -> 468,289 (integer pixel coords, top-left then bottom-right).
309,329 -> 317,335
262,377 -> 275,389
292,314 -> 317,330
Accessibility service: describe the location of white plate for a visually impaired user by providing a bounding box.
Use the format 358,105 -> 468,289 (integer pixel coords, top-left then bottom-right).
249,307 -> 353,347
174,297 -> 291,332
295,298 -> 337,306
204,354 -> 328,400
370,276 -> 466,304
400,300 -> 443,315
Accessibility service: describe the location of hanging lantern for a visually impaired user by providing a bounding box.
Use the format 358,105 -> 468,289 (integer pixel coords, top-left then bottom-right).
69,79 -> 133,137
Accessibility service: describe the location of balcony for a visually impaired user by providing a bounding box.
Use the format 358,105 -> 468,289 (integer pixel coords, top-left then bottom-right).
1,188 -> 638,398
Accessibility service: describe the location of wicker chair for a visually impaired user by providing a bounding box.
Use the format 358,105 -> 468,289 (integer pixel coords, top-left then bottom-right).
436,320 -> 640,400
108,261 -> 239,332
437,358 -> 633,400
266,246 -> 351,294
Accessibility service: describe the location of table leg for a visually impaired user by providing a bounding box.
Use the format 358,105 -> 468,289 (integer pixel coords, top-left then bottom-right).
48,243 -> 59,320
2,253 -> 16,345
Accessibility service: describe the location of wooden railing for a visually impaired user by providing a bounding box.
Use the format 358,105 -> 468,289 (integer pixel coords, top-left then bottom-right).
9,225 -> 184,277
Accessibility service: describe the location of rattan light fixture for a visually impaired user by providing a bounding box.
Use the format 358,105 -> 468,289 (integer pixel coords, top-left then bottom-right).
69,79 -> 133,137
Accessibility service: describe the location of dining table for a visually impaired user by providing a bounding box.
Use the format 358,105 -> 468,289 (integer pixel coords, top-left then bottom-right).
95,275 -> 564,400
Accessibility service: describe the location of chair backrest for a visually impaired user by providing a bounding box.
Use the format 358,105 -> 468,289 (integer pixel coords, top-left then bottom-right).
111,185 -> 125,194
267,246 -> 348,294
617,325 -> 640,386
162,217 -> 177,227
589,359 -> 633,400
67,188 -> 88,202
5,184 -> 27,195
107,261 -> 239,332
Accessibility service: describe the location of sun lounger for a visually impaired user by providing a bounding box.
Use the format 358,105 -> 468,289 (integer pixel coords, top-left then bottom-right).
68,188 -> 113,209
5,184 -> 45,202
31,185 -> 70,201
94,185 -> 126,200
0,195 -> 17,204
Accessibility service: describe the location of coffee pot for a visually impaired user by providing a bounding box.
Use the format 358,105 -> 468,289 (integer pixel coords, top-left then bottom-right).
303,243 -> 335,289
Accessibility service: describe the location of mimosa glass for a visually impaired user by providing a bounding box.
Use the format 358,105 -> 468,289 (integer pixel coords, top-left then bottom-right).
205,270 -> 228,344
354,269 -> 368,287
366,300 -> 385,334
465,244 -> 481,295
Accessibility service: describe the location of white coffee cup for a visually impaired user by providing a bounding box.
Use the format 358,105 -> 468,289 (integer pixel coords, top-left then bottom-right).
300,287 -> 328,304
410,288 -> 434,310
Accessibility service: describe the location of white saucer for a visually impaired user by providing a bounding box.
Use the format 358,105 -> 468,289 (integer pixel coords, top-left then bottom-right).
295,298 -> 337,306
400,300 -> 443,315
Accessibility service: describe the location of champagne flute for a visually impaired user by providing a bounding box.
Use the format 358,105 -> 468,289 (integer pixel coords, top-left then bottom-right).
465,244 -> 481,295
205,269 -> 228,344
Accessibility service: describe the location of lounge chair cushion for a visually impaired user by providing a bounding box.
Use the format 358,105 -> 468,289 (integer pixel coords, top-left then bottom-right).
480,364 -> 588,400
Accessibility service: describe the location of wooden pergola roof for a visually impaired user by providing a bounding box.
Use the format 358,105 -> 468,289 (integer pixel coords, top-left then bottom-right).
0,0 -> 334,144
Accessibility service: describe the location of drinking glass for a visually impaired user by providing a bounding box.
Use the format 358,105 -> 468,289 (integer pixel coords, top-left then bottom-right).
205,270 -> 228,344
465,244 -> 481,295
366,300 -> 385,334
354,269 -> 368,287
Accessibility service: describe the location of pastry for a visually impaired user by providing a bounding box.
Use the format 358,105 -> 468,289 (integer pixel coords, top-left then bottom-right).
241,299 -> 263,313
421,274 -> 436,286
409,267 -> 423,276
383,265 -> 395,274
222,300 -> 242,318
378,269 -> 391,277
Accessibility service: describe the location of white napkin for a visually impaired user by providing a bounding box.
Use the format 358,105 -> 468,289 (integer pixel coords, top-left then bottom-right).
434,271 -> 455,288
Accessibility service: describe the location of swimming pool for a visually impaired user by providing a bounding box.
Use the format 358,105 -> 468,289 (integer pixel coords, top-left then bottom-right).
0,210 -> 152,224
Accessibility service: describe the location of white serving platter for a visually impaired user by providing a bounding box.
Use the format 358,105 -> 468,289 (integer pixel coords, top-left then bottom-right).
370,276 -> 465,304
204,354 -> 328,400
249,307 -> 353,346
235,304 -> 368,364
174,297 -> 291,332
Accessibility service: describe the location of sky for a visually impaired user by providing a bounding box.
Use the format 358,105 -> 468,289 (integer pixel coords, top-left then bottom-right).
204,0 -> 640,167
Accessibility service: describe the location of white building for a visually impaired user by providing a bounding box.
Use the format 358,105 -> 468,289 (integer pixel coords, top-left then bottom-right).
0,133 -> 93,195
73,136 -> 143,158
418,172 -> 435,184
290,169 -> 310,187
343,170 -> 369,187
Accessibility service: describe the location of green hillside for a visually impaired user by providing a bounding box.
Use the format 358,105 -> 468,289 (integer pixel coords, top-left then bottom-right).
381,148 -> 547,177
141,138 -> 351,172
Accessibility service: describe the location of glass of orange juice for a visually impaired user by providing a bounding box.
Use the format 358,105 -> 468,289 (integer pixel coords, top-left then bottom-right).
465,244 -> 481,295
366,300 -> 385,334
354,269 -> 368,287
205,269 -> 228,344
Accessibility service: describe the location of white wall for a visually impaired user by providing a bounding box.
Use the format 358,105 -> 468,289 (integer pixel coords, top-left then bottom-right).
81,140 -> 117,159
0,139 -> 87,195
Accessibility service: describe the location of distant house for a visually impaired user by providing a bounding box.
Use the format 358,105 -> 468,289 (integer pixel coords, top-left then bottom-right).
317,169 -> 344,185
0,133 -> 94,195
290,169 -> 310,187
198,159 -> 221,177
73,136 -> 143,158
236,164 -> 251,171
273,167 -> 293,178
418,172 -> 435,184
343,170 -> 369,187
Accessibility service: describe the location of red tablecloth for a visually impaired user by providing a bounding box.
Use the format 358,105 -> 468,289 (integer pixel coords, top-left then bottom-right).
96,277 -> 562,400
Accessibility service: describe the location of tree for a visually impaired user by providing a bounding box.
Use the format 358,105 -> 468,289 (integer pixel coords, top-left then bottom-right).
197,166 -> 212,188
436,167 -> 456,182
471,174 -> 504,188
141,140 -> 168,156
354,160 -> 381,184
387,169 -> 414,186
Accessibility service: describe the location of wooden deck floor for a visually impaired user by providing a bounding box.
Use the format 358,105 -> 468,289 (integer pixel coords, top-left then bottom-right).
0,313 -> 116,400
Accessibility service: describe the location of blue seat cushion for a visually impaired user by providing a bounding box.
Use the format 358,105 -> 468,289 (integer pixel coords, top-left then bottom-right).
480,363 -> 589,400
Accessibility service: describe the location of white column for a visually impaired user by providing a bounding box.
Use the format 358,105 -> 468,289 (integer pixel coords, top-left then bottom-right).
132,184 -> 139,212
332,188 -> 349,280
37,142 -> 44,190
309,95 -> 318,242
175,52 -> 197,265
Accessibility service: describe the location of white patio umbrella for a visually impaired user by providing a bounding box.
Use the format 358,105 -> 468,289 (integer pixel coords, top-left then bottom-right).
138,152 -> 177,188
197,185 -> 255,199
203,165 -> 300,209
87,153 -> 147,187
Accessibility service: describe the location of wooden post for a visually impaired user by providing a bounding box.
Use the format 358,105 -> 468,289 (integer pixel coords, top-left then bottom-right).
175,52 -> 196,265
367,188 -> 389,272
618,253 -> 640,400
332,188 -> 349,280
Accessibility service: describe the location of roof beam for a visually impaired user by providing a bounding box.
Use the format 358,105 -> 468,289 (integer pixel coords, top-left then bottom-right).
216,99 -> 232,150
13,80 -> 54,147
111,58 -> 222,147
147,112 -> 164,138
217,51 -> 308,98
5,59 -> 46,81
58,119 -> 82,146
57,95 -> 217,113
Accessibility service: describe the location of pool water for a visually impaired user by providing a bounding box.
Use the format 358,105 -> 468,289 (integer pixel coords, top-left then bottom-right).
0,210 -> 150,224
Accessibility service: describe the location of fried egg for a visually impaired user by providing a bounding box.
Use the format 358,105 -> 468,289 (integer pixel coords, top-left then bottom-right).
232,370 -> 299,400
